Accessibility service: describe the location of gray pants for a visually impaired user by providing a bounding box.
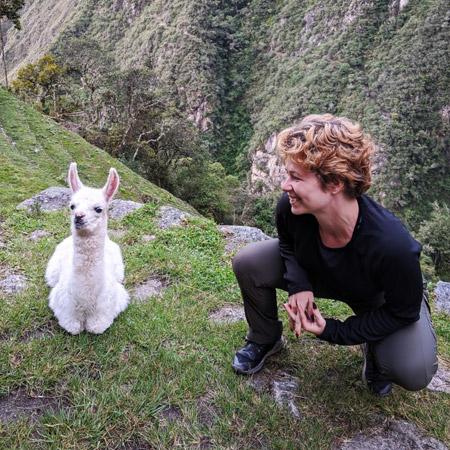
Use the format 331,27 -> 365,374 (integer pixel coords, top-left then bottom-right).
233,239 -> 438,391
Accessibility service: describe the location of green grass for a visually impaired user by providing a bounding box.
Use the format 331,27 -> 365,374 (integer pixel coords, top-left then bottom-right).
0,89 -> 449,448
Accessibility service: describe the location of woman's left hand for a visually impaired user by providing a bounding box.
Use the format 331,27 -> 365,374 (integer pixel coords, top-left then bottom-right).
298,304 -> 326,336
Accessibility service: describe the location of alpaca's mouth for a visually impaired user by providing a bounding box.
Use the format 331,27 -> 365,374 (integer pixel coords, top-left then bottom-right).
74,221 -> 87,229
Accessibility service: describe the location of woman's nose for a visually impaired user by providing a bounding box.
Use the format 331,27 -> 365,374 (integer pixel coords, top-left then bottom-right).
281,178 -> 291,192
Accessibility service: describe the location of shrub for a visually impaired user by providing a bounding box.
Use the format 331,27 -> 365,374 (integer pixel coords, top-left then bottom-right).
417,202 -> 450,279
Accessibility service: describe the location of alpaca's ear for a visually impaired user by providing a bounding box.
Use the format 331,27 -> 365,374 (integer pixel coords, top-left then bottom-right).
103,168 -> 120,202
68,162 -> 84,193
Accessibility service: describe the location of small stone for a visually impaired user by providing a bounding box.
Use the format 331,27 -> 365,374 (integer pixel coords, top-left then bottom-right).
218,225 -> 270,253
108,199 -> 144,220
208,305 -> 245,324
28,230 -> 51,241
427,359 -> 450,394
131,277 -> 168,302
0,273 -> 27,295
435,281 -> 450,315
142,234 -> 156,242
338,419 -> 447,450
158,206 -> 192,229
109,229 -> 126,240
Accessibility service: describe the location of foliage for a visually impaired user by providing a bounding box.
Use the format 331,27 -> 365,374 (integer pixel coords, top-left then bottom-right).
417,202 -> 450,279
11,54 -> 65,113
169,157 -> 239,223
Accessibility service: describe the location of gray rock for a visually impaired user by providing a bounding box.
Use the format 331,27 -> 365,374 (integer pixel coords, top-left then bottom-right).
158,206 -> 192,229
108,199 -> 144,220
0,273 -> 27,295
435,281 -> 450,315
218,225 -> 270,253
249,367 -> 301,419
17,187 -> 71,212
209,305 -> 245,324
427,359 -> 450,394
28,230 -> 51,241
17,187 -> 144,220
131,277 -> 168,302
338,419 -> 447,450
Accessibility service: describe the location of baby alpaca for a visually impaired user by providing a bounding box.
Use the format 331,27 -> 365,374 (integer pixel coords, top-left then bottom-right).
46,163 -> 129,334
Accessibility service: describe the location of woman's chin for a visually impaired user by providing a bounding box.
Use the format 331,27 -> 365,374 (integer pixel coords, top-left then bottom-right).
290,203 -> 305,215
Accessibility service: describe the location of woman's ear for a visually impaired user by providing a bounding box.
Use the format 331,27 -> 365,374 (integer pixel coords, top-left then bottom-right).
329,180 -> 345,195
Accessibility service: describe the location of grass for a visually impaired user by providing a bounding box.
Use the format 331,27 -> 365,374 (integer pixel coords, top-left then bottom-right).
0,88 -> 449,448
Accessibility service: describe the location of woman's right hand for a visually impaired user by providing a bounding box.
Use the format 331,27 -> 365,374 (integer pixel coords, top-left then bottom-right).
287,291 -> 315,336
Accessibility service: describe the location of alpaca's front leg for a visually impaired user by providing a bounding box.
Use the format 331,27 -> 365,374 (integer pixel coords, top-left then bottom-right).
85,314 -> 114,334
49,285 -> 84,334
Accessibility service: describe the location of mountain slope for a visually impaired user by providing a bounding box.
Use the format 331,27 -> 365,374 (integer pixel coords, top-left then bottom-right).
0,87 -> 193,210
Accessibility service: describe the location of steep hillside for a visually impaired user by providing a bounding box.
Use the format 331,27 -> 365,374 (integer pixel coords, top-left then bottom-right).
0,84 -> 449,450
2,0 -> 449,227
0,87 -> 192,210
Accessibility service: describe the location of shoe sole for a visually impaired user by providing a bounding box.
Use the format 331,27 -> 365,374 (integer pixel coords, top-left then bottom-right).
232,338 -> 284,375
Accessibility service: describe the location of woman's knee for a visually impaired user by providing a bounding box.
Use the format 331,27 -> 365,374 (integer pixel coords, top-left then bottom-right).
385,356 -> 438,391
232,239 -> 280,280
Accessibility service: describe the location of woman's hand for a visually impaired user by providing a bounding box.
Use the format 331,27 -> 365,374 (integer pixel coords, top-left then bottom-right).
284,301 -> 326,337
287,291 -> 314,336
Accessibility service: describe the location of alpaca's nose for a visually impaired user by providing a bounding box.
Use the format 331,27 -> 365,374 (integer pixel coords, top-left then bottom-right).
75,212 -> 85,221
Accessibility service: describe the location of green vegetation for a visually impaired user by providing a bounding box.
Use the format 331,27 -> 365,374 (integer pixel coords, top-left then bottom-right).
418,202 -> 450,279
1,84 -> 449,449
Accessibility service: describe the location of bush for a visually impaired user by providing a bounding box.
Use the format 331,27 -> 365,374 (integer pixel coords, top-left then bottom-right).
417,202 -> 450,279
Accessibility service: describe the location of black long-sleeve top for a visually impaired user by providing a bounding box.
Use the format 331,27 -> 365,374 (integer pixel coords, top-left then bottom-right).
276,192 -> 423,345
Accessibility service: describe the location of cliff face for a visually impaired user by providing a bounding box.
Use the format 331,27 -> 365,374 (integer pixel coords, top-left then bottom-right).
3,0 -> 449,226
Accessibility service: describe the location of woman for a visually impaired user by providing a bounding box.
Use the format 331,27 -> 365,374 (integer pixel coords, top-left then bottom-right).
232,114 -> 437,396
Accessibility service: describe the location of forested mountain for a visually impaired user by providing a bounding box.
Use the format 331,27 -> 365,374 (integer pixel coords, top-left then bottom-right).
2,0 -> 449,231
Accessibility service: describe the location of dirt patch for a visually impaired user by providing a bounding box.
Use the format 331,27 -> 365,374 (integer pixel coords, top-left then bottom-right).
197,391 -> 219,428
118,440 -> 153,450
208,305 -> 245,324
20,320 -> 57,342
0,388 -> 67,423
131,276 -> 169,302
160,405 -> 183,424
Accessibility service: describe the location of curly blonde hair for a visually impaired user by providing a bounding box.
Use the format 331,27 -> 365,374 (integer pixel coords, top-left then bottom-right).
276,114 -> 375,197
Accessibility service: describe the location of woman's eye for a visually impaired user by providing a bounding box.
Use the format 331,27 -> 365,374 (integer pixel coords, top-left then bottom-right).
70,204 -> 75,210
94,207 -> 103,214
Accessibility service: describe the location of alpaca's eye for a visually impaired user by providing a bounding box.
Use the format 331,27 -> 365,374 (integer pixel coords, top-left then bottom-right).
70,204 -> 75,210
94,207 -> 103,214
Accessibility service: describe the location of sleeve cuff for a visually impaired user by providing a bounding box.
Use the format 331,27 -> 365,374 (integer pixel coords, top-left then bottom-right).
317,318 -> 338,342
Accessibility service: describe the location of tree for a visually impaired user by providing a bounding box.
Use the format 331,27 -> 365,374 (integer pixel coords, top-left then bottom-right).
12,54 -> 65,113
0,0 -> 25,88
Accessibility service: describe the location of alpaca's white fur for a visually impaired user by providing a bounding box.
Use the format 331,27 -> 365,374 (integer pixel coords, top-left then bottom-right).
46,163 -> 129,334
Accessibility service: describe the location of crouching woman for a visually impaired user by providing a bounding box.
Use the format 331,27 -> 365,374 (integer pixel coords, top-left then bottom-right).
231,113 -> 438,396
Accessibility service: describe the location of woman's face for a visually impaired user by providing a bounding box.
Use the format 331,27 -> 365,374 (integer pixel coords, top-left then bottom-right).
281,160 -> 333,216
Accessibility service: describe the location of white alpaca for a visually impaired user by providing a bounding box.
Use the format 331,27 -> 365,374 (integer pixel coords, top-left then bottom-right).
46,163 -> 129,334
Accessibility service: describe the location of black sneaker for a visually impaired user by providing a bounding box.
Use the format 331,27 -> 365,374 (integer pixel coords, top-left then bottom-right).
361,343 -> 392,397
232,338 -> 284,375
